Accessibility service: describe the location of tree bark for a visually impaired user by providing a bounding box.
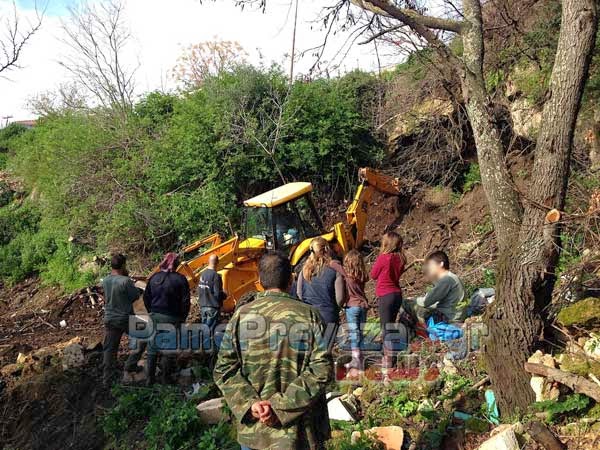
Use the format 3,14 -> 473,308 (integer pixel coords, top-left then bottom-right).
484,0 -> 598,413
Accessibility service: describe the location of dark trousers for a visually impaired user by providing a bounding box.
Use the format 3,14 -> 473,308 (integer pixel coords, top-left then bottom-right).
378,292 -> 405,366
102,324 -> 146,385
146,313 -> 180,383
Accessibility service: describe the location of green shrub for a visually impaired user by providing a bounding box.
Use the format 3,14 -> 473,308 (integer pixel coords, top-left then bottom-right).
1,66 -> 384,290
532,394 -> 591,423
462,163 -> 481,193
103,385 -> 237,450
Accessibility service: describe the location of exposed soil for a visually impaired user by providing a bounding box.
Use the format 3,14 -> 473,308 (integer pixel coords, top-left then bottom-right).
1,356 -> 110,450
0,278 -> 105,369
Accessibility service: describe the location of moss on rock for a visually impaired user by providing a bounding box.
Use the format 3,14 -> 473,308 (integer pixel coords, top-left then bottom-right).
557,297 -> 600,327
558,353 -> 600,378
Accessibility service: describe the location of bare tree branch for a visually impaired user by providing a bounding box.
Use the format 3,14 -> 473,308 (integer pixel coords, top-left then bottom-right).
60,0 -> 137,114
0,0 -> 43,75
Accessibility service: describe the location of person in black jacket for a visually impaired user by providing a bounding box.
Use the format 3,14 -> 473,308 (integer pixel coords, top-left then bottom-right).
198,254 -> 224,333
143,252 -> 190,385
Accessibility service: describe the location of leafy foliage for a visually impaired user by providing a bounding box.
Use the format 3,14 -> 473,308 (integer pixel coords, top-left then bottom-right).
0,66 -> 383,289
462,163 -> 481,193
102,385 -> 237,450
532,394 -> 591,423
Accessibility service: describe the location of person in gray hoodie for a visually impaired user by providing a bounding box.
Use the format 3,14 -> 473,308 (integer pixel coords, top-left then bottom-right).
404,251 -> 466,324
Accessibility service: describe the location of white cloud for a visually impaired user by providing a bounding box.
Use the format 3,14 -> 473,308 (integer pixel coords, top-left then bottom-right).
0,0 -> 399,121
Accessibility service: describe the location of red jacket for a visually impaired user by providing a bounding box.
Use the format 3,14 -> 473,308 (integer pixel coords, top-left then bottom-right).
370,253 -> 405,298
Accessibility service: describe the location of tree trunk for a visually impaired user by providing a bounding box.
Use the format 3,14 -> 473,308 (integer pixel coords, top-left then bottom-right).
461,0 -> 523,251
484,0 -> 598,414
353,0 -> 599,415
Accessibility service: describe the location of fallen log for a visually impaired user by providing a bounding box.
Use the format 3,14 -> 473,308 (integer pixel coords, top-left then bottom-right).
525,421 -> 566,450
524,362 -> 600,402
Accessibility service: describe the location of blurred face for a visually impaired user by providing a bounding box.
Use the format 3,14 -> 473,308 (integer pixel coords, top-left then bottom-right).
424,258 -> 444,280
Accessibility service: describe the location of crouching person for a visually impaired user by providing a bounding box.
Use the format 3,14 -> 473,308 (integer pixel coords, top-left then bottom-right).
144,252 -> 190,385
214,252 -> 333,450
404,251 -> 466,324
102,254 -> 144,387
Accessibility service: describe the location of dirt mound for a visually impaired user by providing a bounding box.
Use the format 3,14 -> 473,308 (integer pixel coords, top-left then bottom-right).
0,281 -> 104,368
1,355 -> 110,450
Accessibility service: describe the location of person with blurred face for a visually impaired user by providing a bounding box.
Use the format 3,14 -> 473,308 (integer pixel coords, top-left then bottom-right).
405,251 -> 466,324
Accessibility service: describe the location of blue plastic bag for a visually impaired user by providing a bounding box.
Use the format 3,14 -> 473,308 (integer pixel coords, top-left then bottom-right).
426,316 -> 463,341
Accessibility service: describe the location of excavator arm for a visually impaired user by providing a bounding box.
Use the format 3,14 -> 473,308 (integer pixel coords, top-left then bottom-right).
345,167 -> 401,248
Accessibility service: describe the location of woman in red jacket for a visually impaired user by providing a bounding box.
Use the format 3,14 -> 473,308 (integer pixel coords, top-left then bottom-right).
371,231 -> 406,371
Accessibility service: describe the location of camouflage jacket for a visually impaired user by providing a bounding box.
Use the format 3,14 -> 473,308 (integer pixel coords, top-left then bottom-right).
214,291 -> 333,450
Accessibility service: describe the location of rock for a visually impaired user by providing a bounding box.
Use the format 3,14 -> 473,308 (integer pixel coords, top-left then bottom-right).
196,397 -> 227,424
557,353 -> 600,378
528,351 -> 560,402
457,240 -> 479,259
387,98 -> 454,144
16,352 -> 27,364
59,320 -> 67,328
510,97 -> 542,140
583,334 -> 600,361
478,427 -> 520,450
85,339 -> 103,352
327,396 -> 358,422
491,423 -> 524,437
351,426 -> 404,450
62,341 -> 85,370
442,356 -> 458,375
557,297 -> 600,328
1,363 -> 22,377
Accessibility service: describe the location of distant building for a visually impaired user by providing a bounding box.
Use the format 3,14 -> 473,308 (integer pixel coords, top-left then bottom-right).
12,119 -> 37,129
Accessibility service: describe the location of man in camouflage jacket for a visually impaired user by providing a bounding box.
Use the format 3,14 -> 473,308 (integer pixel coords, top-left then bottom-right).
214,252 -> 333,450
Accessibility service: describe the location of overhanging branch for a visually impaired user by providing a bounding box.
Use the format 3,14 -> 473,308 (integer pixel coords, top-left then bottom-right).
352,0 -> 464,33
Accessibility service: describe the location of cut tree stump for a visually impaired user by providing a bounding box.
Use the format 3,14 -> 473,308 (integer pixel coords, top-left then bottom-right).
524,362 -> 600,402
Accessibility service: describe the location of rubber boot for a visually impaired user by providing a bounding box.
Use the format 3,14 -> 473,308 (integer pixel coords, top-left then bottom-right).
145,353 -> 157,386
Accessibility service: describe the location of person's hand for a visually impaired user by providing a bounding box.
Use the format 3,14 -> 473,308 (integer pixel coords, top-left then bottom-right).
257,401 -> 280,426
251,401 -> 269,420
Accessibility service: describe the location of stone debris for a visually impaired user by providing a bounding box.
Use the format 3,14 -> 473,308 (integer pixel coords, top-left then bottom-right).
528,351 -> 560,402
478,427 -> 520,450
327,393 -> 358,422
351,426 -> 404,450
61,339 -> 85,370
16,352 -> 27,364
196,397 -> 227,424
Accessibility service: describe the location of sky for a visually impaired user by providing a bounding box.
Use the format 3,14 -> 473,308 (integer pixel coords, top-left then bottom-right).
0,0 -> 400,121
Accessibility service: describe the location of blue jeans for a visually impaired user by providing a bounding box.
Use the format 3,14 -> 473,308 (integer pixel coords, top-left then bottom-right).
240,446 -> 253,450
345,306 -> 367,350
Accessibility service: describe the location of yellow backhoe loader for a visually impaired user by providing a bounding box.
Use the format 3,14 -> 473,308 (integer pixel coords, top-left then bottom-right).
157,168 -> 401,312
